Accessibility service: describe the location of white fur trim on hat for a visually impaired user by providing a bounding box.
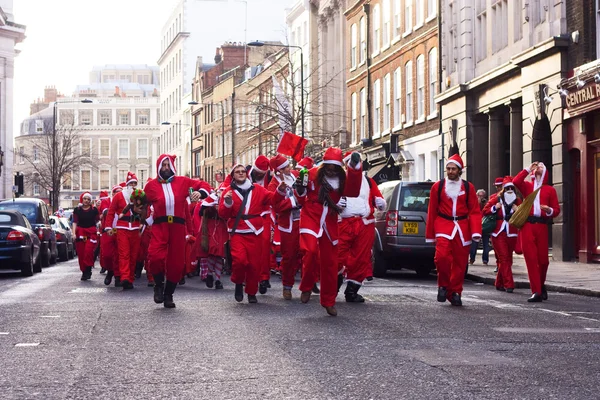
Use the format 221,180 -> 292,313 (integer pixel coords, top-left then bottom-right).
503,182 -> 514,188
277,159 -> 290,170
446,159 -> 462,169
322,159 -> 344,167
82,193 -> 92,200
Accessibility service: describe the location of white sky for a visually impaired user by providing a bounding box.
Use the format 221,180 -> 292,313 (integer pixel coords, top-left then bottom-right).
13,0 -> 294,133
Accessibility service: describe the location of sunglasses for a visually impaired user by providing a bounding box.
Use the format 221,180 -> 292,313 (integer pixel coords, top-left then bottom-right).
504,186 -> 515,191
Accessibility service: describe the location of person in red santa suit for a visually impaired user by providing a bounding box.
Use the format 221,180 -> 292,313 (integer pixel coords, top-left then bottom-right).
97,191 -> 111,274
294,148 -> 363,316
337,151 -> 387,302
98,185 -> 120,286
106,172 -> 142,290
426,154 -> 482,306
135,178 -> 155,287
248,155 -> 275,294
72,192 -> 100,281
513,162 -> 560,302
219,164 -> 284,304
482,176 -> 521,293
295,157 -> 314,176
144,154 -> 212,308
178,202 -> 197,285
268,154 -> 302,300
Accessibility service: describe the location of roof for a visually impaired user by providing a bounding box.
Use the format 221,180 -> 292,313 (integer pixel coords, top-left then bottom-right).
91,64 -> 159,71
0,198 -> 47,205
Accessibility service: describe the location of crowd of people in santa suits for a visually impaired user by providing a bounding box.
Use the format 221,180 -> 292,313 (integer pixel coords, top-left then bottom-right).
425,154 -> 560,306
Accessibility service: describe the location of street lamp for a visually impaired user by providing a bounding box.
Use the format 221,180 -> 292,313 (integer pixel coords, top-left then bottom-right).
188,101 -> 226,182
247,40 -> 305,139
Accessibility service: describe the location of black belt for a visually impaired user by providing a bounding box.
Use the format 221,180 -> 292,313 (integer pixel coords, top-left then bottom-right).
154,216 -> 186,225
241,214 -> 261,220
527,216 -> 547,224
119,216 -> 132,222
438,213 -> 467,221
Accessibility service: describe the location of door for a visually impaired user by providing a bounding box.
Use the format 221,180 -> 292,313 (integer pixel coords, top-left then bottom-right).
595,152 -> 600,256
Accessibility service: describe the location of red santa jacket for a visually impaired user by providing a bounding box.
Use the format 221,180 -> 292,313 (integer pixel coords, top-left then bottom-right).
425,179 -> 482,245
513,166 -> 560,219
218,180 -> 279,235
106,191 -> 140,231
339,174 -> 384,225
268,173 -> 301,233
482,193 -> 521,237
144,154 -> 212,224
295,165 -> 363,244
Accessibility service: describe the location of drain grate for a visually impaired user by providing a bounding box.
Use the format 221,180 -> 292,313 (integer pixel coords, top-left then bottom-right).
70,288 -> 108,294
363,294 -> 422,303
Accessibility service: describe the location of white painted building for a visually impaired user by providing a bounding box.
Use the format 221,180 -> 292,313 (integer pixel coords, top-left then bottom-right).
0,0 -> 25,199
399,129 -> 440,182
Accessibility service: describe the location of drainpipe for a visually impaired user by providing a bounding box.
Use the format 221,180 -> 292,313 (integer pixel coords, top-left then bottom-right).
364,3 -> 372,142
437,0 -> 444,178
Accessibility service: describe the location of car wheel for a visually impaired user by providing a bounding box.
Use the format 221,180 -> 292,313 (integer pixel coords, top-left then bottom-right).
21,252 -> 34,277
372,246 -> 387,278
58,244 -> 68,262
33,251 -> 42,273
50,245 -> 58,264
68,244 -> 74,260
42,247 -> 51,268
415,266 -> 432,279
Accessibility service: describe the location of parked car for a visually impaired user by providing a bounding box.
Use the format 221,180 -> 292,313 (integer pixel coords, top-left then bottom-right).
373,180 -> 435,278
0,210 -> 41,276
0,198 -> 58,268
50,215 -> 75,261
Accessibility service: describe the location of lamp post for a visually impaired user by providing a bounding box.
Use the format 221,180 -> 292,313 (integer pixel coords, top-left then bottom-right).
247,40 -> 305,139
187,101 -> 226,182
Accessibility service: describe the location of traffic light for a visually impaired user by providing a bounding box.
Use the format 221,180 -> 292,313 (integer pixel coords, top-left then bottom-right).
14,173 -> 24,197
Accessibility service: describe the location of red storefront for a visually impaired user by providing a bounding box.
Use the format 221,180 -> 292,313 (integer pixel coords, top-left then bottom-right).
563,60 -> 600,263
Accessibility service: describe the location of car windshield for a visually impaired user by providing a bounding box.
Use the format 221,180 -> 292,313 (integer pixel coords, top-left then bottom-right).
399,185 -> 432,213
0,203 -> 37,224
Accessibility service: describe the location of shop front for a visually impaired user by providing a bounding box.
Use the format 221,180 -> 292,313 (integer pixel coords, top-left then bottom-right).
564,60 -> 600,263
363,143 -> 400,185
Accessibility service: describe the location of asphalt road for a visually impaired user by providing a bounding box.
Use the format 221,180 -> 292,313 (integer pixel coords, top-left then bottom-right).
1,260 -> 599,400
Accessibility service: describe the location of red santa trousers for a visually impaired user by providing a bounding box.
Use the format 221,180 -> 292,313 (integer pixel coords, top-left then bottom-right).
520,222 -> 550,294
100,233 -> 118,275
280,221 -> 301,288
229,233 -> 262,296
434,235 -> 469,297
338,217 -> 375,284
75,226 -> 98,272
492,234 -> 517,290
137,226 -> 152,264
147,222 -> 187,283
116,229 -> 140,284
259,217 -> 272,282
299,233 -> 338,307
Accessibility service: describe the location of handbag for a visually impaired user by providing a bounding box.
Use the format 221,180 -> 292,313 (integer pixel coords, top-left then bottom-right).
481,214 -> 497,235
223,189 -> 251,268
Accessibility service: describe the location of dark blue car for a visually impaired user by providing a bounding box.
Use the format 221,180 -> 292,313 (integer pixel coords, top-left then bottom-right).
0,210 -> 42,276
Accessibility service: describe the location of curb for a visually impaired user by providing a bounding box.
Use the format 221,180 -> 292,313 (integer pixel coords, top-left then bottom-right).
465,273 -> 600,298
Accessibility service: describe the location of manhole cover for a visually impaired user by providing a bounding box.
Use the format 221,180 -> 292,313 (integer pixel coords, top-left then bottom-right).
70,288 -> 108,294
363,294 -> 422,303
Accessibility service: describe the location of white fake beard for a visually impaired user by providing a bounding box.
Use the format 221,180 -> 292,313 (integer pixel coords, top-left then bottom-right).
325,176 -> 340,190
122,186 -> 133,200
503,191 -> 517,205
282,173 -> 295,187
444,180 -> 461,200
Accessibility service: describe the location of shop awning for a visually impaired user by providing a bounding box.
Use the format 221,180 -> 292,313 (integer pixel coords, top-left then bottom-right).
367,162 -> 396,183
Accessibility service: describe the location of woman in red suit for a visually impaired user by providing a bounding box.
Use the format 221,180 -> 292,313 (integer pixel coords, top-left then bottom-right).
482,176 -> 521,292
72,192 -> 100,281
513,162 -> 560,302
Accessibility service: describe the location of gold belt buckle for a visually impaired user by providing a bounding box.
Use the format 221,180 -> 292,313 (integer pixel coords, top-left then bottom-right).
83,236 -> 87,242
167,215 -> 174,223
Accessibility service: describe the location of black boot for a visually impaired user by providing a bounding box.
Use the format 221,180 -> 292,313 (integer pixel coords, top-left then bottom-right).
153,273 -> 165,304
80,271 -> 89,281
206,274 -> 214,288
266,280 -> 271,288
179,276 -> 186,285
450,292 -> 462,306
344,282 -> 365,303
86,266 -> 93,279
104,271 -> 114,286
214,280 -> 223,290
114,276 -> 122,287
437,287 -> 447,303
122,280 -> 134,290
259,280 -> 268,294
527,293 -> 543,303
234,283 -> 244,302
100,268 -> 107,274
312,283 -> 321,294
541,285 -> 548,300
134,262 -> 143,279
336,275 -> 344,292
163,280 -> 177,308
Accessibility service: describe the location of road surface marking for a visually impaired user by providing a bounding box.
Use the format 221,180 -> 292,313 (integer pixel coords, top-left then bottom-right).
15,343 -> 40,347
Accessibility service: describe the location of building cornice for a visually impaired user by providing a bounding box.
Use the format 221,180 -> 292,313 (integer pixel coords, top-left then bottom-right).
157,32 -> 190,65
344,0 -> 364,17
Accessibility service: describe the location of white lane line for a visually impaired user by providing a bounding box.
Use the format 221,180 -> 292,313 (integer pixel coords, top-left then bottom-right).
0,332 -> 9,335
15,343 -> 40,347
585,328 -> 600,332
539,308 -> 572,317
577,316 -> 600,322
40,315 -> 60,318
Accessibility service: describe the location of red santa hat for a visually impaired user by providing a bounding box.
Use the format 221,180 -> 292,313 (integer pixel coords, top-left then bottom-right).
322,147 -> 344,167
230,163 -> 247,177
494,177 -> 504,186
112,185 -> 122,194
119,182 -> 126,188
446,154 -> 464,170
99,191 -> 109,200
156,154 -> 177,177
253,155 -> 270,173
79,192 -> 92,204
269,154 -> 290,171
296,157 -> 314,170
125,171 -> 138,186
502,176 -> 514,188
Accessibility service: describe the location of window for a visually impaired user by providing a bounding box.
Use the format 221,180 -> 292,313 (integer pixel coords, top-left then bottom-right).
99,139 -> 110,158
416,0 -> 424,26
62,171 -> 72,190
351,92 -> 357,143
118,139 -> 129,159
514,0 -> 522,42
416,55 -> 425,120
405,0 -> 413,33
118,170 -> 127,184
399,184 -> 432,212
351,24 -> 357,68
137,114 -> 149,125
81,139 -> 91,157
492,0 -> 508,53
33,146 -> 39,162
35,119 -> 44,133
99,110 -> 111,125
137,169 -> 148,188
359,17 -> 366,63
19,146 -> 24,164
393,0 -> 401,37
373,79 -> 381,137
373,4 -> 380,51
137,138 -> 149,158
405,61 -> 413,124
427,0 -> 436,19
476,1 -> 487,62
428,48 -> 437,116
81,170 -> 91,191
383,74 -> 391,132
33,183 -> 40,196
360,88 -> 366,140
393,67 -> 401,128
99,169 -> 110,190
79,110 -> 92,125
382,0 -> 391,47
119,112 -> 130,125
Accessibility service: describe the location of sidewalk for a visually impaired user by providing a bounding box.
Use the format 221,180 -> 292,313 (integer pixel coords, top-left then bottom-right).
466,253 -> 600,298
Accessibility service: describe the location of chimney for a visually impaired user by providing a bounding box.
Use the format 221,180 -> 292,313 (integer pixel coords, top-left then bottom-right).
115,86 -> 120,97
214,47 -> 222,64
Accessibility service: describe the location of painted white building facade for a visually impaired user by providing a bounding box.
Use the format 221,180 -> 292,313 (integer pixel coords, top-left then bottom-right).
400,129 -> 440,182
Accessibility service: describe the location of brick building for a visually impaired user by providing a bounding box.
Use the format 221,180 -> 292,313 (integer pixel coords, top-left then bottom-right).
345,0 -> 439,183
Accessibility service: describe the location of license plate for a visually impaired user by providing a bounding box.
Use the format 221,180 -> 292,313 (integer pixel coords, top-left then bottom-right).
403,222 -> 419,235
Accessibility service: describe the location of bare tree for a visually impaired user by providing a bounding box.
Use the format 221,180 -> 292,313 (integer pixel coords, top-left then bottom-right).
16,111 -> 95,211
